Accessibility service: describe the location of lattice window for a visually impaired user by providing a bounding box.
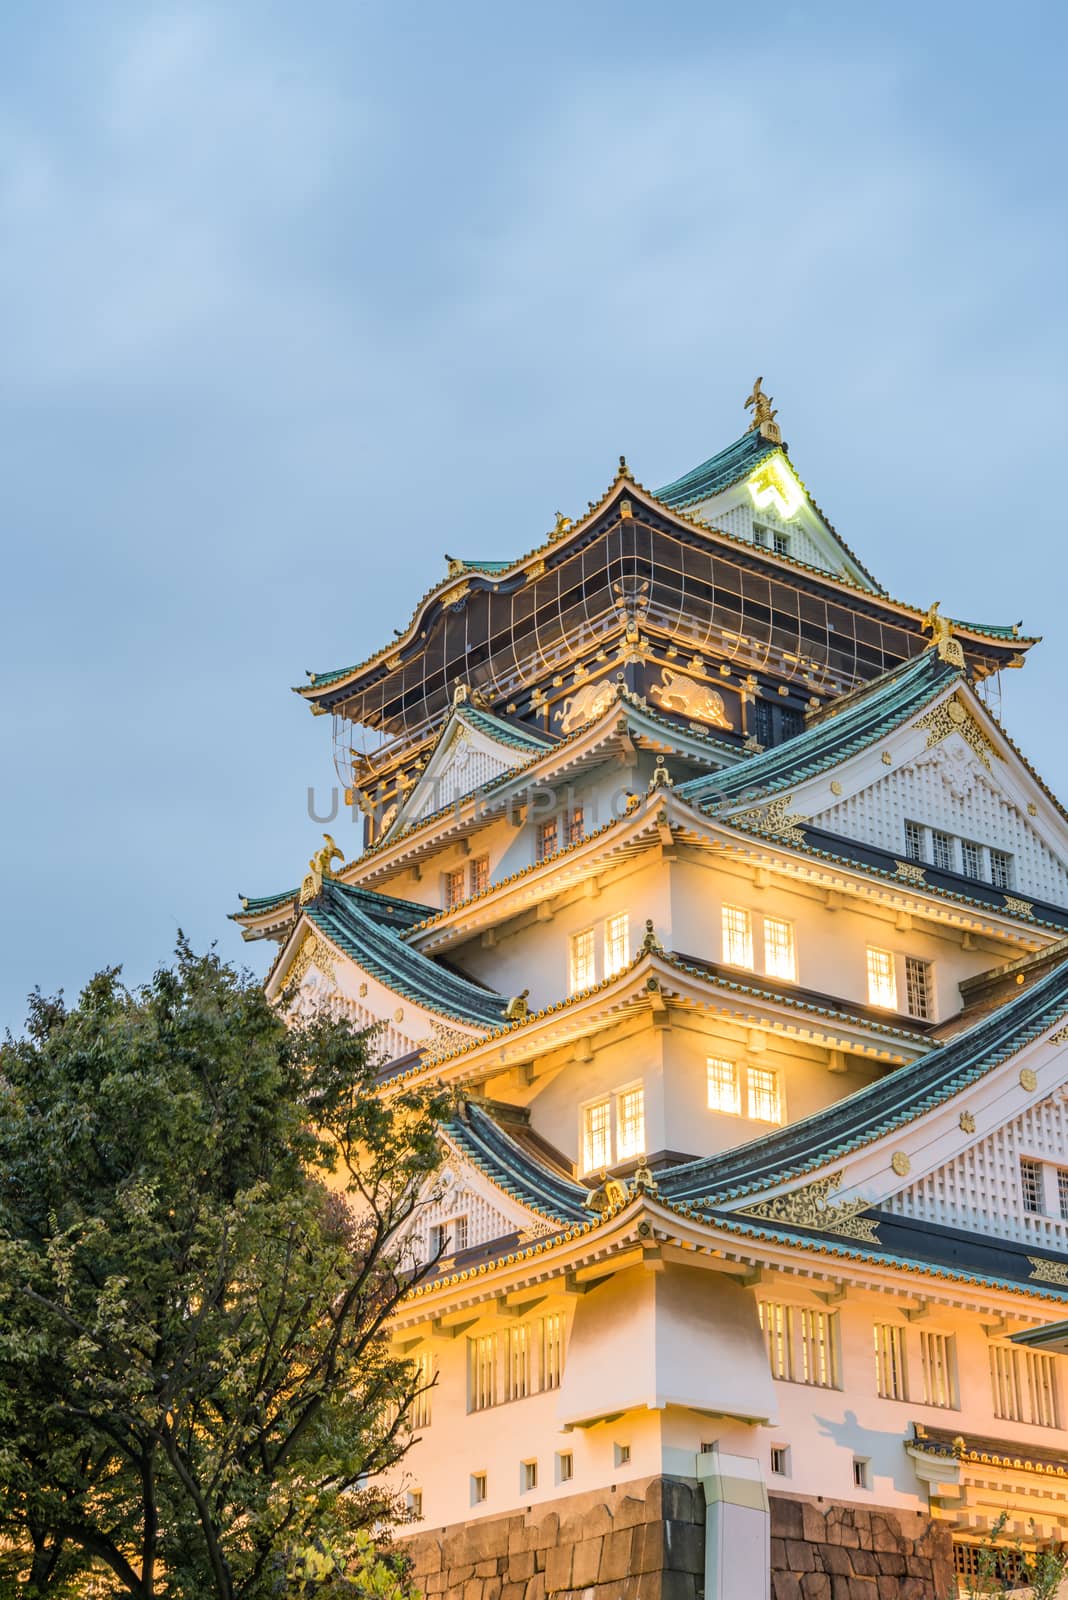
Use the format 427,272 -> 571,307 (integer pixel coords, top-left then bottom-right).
764,917 -> 796,982
904,820 -> 926,862
866,947 -> 897,1009
874,1324 -> 908,1400
604,913 -> 630,978
416,1171 -> 514,1265
469,1334 -> 499,1412
430,1214 -> 468,1256
1020,1157 -> 1044,1214
411,1351 -> 434,1429
468,1316 -> 565,1413
773,530 -> 790,556
961,838 -> 983,879
1059,1168 -> 1068,1222
722,904 -> 754,969
932,830 -> 955,871
905,956 -> 933,1020
758,1301 -> 794,1381
567,805 -> 585,845
537,818 -> 559,861
920,1331 -> 955,1409
707,1057 -> 741,1115
990,848 -> 1013,889
470,855 -> 490,896
505,1324 -> 530,1401
570,929 -> 596,993
616,1085 -> 645,1160
989,1344 -> 1060,1428
582,1098 -> 611,1174
800,1308 -> 836,1388
541,1314 -> 564,1390
748,1066 -> 783,1124
444,866 -> 466,909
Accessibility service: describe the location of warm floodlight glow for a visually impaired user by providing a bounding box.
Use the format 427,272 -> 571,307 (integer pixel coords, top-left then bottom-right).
747,453 -> 804,520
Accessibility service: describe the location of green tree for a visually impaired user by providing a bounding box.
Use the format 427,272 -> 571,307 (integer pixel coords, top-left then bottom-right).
0,943 -> 447,1599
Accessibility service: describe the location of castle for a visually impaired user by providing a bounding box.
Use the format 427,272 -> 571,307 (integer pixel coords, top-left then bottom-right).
236,384 -> 1068,1598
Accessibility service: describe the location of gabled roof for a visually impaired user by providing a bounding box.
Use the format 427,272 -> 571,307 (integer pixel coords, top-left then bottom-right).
655,428 -> 779,507
678,649 -> 958,812
278,880 -> 510,1028
445,1102 -> 588,1223
234,878 -> 432,937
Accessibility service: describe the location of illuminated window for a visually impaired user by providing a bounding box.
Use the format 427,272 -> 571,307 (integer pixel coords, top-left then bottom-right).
604,912 -> 630,978
444,866 -> 466,909
961,838 -> 982,878
541,1314 -> 564,1390
569,929 -> 596,993
904,820 -> 925,862
616,1085 -> 645,1160
411,1351 -> 434,1429
759,1303 -> 838,1389
471,1472 -> 488,1505
905,956 -> 933,1020
582,1098 -> 611,1174
990,1345 -> 1059,1428
990,849 -> 1013,890
470,854 -> 490,896
537,818 -> 559,861
748,1066 -> 782,1124
866,947 -> 898,1009
505,1324 -> 530,1402
874,1324 -> 908,1400
567,806 -> 585,845
1020,1158 -> 1044,1214
707,1057 -> 741,1115
468,1335 -> 498,1412
920,1332 -> 955,1409
764,917 -> 796,982
931,830 -> 954,872
722,904 -> 754,968
759,1301 -> 793,1381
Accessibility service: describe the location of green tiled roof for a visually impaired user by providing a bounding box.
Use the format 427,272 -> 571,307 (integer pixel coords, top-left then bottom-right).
240,888 -> 298,916
236,880 -> 431,931
302,881 -> 509,1027
445,1102 -> 588,1223
655,430 -> 778,507
458,706 -> 553,751
678,649 -> 958,812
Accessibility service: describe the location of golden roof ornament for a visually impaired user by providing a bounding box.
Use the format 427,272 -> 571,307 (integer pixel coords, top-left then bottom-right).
922,602 -> 966,669
744,376 -> 782,444
550,510 -> 573,541
299,832 -> 345,904
504,989 -> 530,1022
444,553 -> 466,578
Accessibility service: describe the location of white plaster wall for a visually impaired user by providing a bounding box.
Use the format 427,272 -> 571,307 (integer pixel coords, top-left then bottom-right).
526,1031 -> 666,1173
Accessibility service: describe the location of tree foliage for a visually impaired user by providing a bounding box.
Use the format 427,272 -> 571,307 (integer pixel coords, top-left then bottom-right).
0,942 -> 447,1599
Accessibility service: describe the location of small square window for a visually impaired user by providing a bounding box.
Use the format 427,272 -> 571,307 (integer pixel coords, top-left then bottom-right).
852,1457 -> 871,1490
406,1489 -> 423,1519
699,1440 -> 717,1454
521,1460 -> 538,1493
990,849 -> 1013,890
770,1446 -> 790,1477
556,1451 -> 574,1484
614,1442 -> 631,1467
773,530 -> 790,557
444,866 -> 466,909
471,1472 -> 488,1505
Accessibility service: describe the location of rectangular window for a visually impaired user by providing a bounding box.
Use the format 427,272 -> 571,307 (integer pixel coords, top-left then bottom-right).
616,1085 -> 645,1161
905,956 -> 933,1021
406,1489 -> 423,1518
904,820 -> 925,862
920,1331 -> 955,1409
567,806 -> 585,846
570,928 -> 596,993
748,1066 -> 783,1124
505,1324 -> 530,1402
431,1214 -> 468,1257
1059,1168 -> 1068,1223
961,838 -> 982,878
763,917 -> 797,982
411,1351 -> 434,1429
468,1335 -> 498,1413
759,1302 -> 837,1388
931,830 -> 955,872
556,1451 -> 574,1484
722,904 -> 754,968
799,1308 -> 836,1388
470,854 -> 490,896
773,530 -> 790,557
990,849 -> 1013,890
471,1472 -> 487,1505
874,1323 -> 908,1400
444,866 -> 466,909
707,1057 -> 741,1116
770,1446 -> 790,1477
758,1301 -> 794,1382
537,818 -> 559,861
582,1098 -> 611,1174
753,522 -> 770,548
521,1460 -> 538,1492
614,1442 -> 631,1467
853,1458 -> 870,1490
1020,1157 -> 1044,1214
990,1345 -> 1060,1428
540,1314 -> 564,1391
866,947 -> 898,1009
604,912 -> 630,978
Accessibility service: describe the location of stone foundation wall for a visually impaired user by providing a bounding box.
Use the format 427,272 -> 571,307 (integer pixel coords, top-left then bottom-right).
770,1494 -> 955,1600
402,1475 -> 704,1600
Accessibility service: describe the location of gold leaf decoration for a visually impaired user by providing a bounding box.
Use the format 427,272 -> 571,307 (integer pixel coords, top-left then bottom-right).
284,932 -> 336,989
738,1171 -> 879,1243
1029,1256 -> 1068,1287
959,1111 -> 976,1134
732,793 -> 808,848
894,861 -> 927,887
913,697 -> 994,771
891,1151 -> 911,1177
1019,1067 -> 1038,1092
1004,896 -> 1034,920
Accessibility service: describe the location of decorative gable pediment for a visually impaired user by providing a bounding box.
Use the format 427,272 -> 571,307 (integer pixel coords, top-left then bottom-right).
385,710 -> 536,839
406,1150 -> 557,1268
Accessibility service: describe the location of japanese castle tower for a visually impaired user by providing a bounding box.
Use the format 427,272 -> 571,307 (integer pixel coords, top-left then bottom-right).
236,384 -> 1068,1598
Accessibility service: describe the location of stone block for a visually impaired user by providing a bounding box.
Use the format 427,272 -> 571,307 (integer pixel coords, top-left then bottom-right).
869,1517 -> 902,1556
543,1542 -> 573,1594
771,1497 -> 806,1542
424,1573 -> 447,1594
571,1537 -> 603,1590
817,1544 -> 852,1576
483,1579 -> 502,1600
636,1520 -> 667,1575
771,1538 -> 788,1570
772,1576 -> 803,1600
875,1552 -> 905,1577
475,1561 -> 499,1578
507,1551 -> 534,1583
462,1579 -> 483,1600
802,1503 -> 828,1544
786,1540 -> 816,1573
525,1571 -> 546,1600
658,1572 -> 697,1600
500,1584 -> 526,1600
530,1513 -> 560,1552
598,1527 -> 637,1584
613,1493 -> 647,1530
558,1501 -> 613,1546
905,1555 -> 932,1579
665,1519 -> 704,1575
850,1549 -> 879,1578
410,1542 -> 443,1577
799,1575 -> 830,1600
451,1565 -> 475,1586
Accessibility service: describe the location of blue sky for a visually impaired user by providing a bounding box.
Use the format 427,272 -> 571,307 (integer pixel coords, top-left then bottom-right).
2,2 -> 1066,1032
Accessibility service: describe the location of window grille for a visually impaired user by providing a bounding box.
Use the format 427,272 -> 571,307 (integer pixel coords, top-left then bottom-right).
444,866 -> 466,908
749,699 -> 774,747
961,838 -> 982,878
758,1301 -> 794,1381
773,530 -> 790,556
990,848 -> 1013,889
570,929 -> 596,993
904,820 -> 925,861
582,1098 -> 611,1173
541,1314 -> 564,1390
470,854 -> 490,896
722,904 -> 754,968
616,1086 -> 645,1160
604,912 -> 630,977
411,1351 -> 434,1429
932,830 -> 954,871
567,806 -> 585,845
874,1324 -> 908,1399
505,1324 -> 530,1401
990,1344 -> 1059,1427
707,1057 -> 741,1115
537,818 -> 559,861
1059,1168 -> 1068,1222
748,1067 -> 782,1124
852,1458 -> 870,1489
764,916 -> 796,981
469,1335 -> 498,1412
431,1214 -> 468,1256
1020,1157 -> 1044,1213
799,1308 -> 836,1388
905,956 -> 933,1020
920,1331 -> 955,1409
866,947 -> 897,1009
557,1451 -> 574,1482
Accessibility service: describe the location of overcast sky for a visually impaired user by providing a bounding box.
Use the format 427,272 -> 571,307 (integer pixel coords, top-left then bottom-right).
2,2 -> 1066,1032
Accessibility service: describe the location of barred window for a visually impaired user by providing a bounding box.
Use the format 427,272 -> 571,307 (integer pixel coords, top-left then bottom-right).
604,912 -> 630,978
567,806 -> 585,846
759,1301 -> 837,1388
469,1334 -> 498,1412
470,855 -> 490,896
616,1085 -> 645,1160
748,1067 -> 782,1124
582,1098 -> 611,1174
866,947 -> 897,1009
990,848 -> 1013,889
961,838 -> 983,878
431,1214 -> 468,1256
920,1331 -> 955,1409
990,1344 -> 1059,1428
1059,1168 -> 1068,1222
505,1324 -> 530,1402
570,929 -> 596,993
707,1057 -> 741,1115
905,956 -> 933,1020
541,1314 -> 564,1390
931,831 -> 954,871
411,1351 -> 434,1429
874,1323 -> 908,1400
444,866 -> 466,909
722,904 -> 754,968
537,818 -> 559,861
904,820 -> 925,862
1020,1157 -> 1044,1214
773,530 -> 790,557
764,917 -> 796,982
799,1308 -> 836,1388
759,1301 -> 794,1381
